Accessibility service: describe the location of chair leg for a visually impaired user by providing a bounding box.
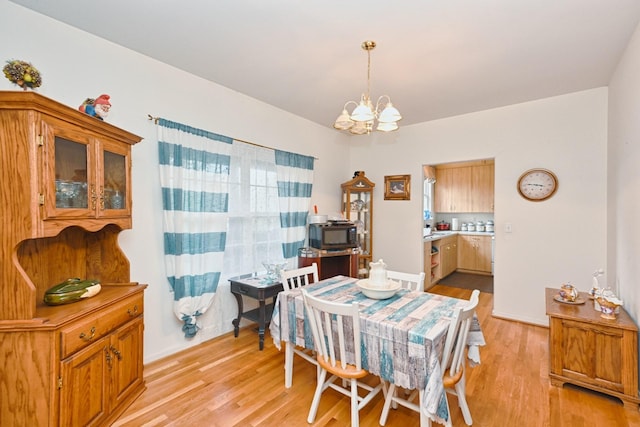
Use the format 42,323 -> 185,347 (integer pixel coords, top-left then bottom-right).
418,389 -> 433,427
350,378 -> 359,427
381,380 -> 397,408
307,368 -> 327,423
454,375 -> 472,425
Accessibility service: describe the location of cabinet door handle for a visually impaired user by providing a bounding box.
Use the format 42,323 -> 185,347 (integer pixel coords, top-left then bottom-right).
110,345 -> 123,360
90,185 -> 98,209
79,326 -> 96,341
99,186 -> 105,210
105,347 -> 112,370
127,305 -> 139,317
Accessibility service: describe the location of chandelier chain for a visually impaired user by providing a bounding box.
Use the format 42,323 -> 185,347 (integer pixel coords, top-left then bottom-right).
366,47 -> 371,101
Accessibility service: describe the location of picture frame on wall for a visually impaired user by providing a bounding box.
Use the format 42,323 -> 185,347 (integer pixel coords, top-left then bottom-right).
384,175 -> 410,200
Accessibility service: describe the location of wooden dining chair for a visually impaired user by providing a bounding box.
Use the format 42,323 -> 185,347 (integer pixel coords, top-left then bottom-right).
279,263 -> 319,386
386,270 -> 426,292
380,289 -> 480,427
301,288 -> 383,427
280,263 -> 318,290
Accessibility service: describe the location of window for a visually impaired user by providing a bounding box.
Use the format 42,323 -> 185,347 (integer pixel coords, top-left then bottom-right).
222,143 -> 284,277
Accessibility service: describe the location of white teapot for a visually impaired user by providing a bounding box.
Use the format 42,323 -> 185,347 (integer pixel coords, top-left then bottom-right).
369,259 -> 388,288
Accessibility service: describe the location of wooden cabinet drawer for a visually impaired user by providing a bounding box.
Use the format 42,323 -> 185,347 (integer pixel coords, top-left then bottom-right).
60,293 -> 144,358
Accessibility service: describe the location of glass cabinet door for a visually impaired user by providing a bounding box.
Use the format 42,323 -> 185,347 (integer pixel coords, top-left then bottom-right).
54,136 -> 89,210
98,139 -> 131,216
102,150 -> 126,210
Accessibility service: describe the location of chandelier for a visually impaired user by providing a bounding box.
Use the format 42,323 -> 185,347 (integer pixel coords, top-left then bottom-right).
333,40 -> 402,135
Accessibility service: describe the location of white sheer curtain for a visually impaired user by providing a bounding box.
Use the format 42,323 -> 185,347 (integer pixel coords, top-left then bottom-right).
221,142 -> 286,277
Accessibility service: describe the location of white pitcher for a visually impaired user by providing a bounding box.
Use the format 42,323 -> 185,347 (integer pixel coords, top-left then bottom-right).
369,259 -> 388,287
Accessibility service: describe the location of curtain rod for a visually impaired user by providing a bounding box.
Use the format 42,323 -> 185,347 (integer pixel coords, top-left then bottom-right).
148,114 -> 318,159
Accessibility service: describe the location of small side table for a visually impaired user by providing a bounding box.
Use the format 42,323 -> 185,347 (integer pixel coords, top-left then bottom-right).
229,274 -> 283,350
545,287 -> 640,409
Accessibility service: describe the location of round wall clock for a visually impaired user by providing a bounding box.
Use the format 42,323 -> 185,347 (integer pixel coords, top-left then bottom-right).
517,168 -> 558,201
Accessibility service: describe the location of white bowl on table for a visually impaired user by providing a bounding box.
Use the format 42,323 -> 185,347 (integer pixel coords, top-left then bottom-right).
356,279 -> 401,300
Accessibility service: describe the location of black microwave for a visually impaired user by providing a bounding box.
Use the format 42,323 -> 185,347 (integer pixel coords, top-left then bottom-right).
309,222 -> 357,250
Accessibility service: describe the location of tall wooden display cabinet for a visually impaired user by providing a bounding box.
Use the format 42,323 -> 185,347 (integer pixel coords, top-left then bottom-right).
0,91 -> 146,426
341,171 -> 374,277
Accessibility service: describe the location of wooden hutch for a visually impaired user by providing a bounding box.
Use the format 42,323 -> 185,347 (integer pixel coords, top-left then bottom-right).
0,91 -> 146,426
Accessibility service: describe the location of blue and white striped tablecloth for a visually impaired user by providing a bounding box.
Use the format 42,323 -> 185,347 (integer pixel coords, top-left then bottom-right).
269,275 -> 485,425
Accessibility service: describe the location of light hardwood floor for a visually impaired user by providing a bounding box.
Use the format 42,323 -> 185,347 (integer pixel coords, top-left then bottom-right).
115,285 -> 640,426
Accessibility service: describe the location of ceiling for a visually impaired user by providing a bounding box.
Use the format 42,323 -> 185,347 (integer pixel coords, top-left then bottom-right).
10,0 -> 640,131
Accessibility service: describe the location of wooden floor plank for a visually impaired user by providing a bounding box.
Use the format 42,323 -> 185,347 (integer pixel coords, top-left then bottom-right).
116,285 -> 640,426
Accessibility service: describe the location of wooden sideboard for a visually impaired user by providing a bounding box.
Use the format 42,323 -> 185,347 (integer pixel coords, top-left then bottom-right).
545,287 -> 639,409
0,91 -> 146,426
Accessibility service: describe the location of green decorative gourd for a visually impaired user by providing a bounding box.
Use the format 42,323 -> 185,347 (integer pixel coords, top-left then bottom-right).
43,278 -> 101,306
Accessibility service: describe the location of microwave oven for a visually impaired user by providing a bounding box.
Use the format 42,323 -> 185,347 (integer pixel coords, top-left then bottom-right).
308,222 -> 357,250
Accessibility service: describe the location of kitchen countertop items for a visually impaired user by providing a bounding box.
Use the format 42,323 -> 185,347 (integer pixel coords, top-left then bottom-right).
424,230 -> 495,241
436,221 -> 450,230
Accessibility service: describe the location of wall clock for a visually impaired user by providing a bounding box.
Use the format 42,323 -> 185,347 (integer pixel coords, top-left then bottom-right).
517,168 -> 558,201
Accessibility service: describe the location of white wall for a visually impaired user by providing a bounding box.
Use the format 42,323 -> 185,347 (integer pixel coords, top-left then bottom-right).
350,88 -> 608,326
608,20 -> 640,324
1,1 -> 350,362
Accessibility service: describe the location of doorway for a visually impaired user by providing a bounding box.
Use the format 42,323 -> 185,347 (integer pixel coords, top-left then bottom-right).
422,159 -> 495,292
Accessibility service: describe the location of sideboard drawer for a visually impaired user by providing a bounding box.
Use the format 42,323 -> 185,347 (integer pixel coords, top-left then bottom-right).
60,293 -> 144,358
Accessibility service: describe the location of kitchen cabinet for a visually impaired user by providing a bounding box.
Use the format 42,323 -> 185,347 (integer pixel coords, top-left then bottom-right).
545,288 -> 639,409
425,235 -> 457,288
434,166 -> 470,212
457,234 -> 492,274
440,235 -> 458,278
470,163 -> 494,212
342,171 -> 374,277
0,91 -> 146,426
434,160 -> 494,213
425,241 -> 440,287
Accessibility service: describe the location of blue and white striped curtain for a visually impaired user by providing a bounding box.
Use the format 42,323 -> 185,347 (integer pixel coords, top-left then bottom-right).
157,119 -> 232,338
275,150 -> 315,260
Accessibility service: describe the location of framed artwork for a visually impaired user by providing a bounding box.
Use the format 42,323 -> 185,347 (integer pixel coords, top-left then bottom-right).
384,174 -> 410,200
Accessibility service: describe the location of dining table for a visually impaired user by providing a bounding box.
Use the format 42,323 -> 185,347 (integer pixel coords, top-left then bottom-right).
269,275 -> 485,426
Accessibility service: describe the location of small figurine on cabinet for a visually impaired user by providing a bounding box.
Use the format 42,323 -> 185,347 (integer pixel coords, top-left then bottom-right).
78,94 -> 111,120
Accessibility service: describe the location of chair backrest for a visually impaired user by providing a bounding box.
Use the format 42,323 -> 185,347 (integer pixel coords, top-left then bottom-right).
280,263 -> 319,291
386,270 -> 426,292
440,289 -> 480,376
301,288 -> 362,371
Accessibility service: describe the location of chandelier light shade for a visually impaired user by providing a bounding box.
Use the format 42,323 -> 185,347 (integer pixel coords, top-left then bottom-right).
333,40 -> 402,135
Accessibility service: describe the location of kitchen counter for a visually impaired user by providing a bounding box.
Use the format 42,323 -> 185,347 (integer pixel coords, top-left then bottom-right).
424,230 -> 495,241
